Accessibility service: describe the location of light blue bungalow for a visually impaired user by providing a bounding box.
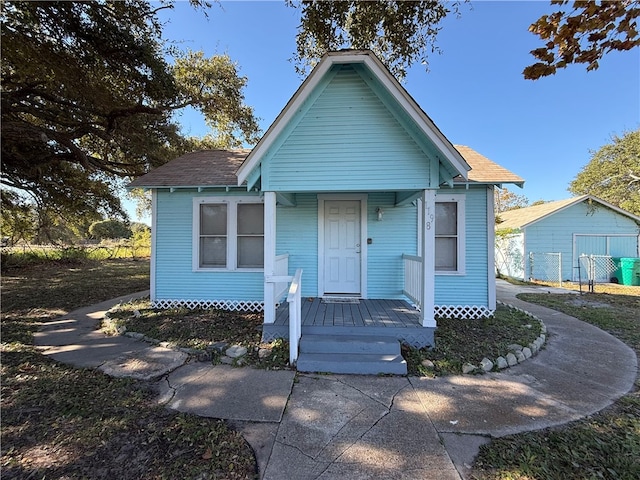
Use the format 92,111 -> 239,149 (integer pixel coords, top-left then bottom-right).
130,50 -> 524,374
496,195 -> 640,283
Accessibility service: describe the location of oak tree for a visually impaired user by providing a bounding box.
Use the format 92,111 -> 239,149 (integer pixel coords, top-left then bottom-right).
289,1 -> 639,81
289,0 -> 462,79
525,0 -> 640,79
569,130 -> 640,216
1,0 -> 259,224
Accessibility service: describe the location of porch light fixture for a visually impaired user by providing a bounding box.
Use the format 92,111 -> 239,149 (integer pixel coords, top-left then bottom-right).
376,207 -> 384,221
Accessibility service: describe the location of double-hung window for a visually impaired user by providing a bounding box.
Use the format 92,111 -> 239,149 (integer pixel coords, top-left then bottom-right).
435,194 -> 465,274
194,197 -> 264,271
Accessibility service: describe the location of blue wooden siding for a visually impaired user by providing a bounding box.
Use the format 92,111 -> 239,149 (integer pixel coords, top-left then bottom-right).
276,193 -> 417,299
261,64 -> 436,192
524,201 -> 640,281
435,187 -> 489,306
154,188 -> 492,306
154,189 -> 263,301
366,193 -> 417,298
276,194 -> 319,297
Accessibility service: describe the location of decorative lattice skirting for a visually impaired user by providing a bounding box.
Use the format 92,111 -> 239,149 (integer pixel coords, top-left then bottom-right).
152,299 -> 494,319
152,299 -> 264,312
434,305 -> 494,319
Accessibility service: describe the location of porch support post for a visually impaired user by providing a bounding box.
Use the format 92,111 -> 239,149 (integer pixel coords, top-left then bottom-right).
487,186 -> 497,311
421,189 -> 436,328
264,191 -> 277,324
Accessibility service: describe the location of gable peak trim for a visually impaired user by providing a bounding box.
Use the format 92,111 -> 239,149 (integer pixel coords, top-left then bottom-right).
236,49 -> 469,186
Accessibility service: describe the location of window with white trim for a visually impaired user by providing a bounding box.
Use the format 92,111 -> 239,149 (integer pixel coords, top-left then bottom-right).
435,195 -> 465,274
194,198 -> 264,270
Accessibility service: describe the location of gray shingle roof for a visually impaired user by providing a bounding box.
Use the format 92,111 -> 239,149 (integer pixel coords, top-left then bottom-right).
128,146 -> 523,189
128,149 -> 251,188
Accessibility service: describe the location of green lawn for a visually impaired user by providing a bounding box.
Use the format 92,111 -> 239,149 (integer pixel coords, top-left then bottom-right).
5,254 -> 637,479
1,257 -> 257,479
472,289 -> 640,480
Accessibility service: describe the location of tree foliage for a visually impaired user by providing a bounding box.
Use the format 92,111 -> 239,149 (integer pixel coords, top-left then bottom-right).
288,1 -> 638,81
569,129 -> 640,216
1,0 -> 259,222
288,0 -> 461,79
88,219 -> 132,240
1,189 -> 102,245
1,190 -> 35,245
494,187 -> 530,224
525,0 -> 640,80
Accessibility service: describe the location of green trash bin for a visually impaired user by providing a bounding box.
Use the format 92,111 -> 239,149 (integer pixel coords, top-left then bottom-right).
611,257 -> 622,283
620,258 -> 640,286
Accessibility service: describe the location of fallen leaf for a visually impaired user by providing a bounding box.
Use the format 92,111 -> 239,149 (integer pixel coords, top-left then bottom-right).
202,448 -> 212,460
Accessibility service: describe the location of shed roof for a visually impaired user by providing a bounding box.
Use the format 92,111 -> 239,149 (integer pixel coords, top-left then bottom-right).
497,195 -> 640,230
128,149 -> 251,188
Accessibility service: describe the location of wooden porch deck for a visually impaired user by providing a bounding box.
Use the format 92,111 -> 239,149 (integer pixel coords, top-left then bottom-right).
275,298 -> 421,328
262,298 -> 434,348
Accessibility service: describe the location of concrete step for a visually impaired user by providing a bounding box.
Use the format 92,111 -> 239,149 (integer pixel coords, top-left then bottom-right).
296,352 -> 407,375
299,334 -> 400,355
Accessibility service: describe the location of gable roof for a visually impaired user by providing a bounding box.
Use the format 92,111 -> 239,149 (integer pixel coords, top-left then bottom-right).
454,145 -> 524,187
128,144 -> 523,189
128,145 -> 523,190
497,195 -> 640,230
236,49 -> 471,186
128,149 -> 251,188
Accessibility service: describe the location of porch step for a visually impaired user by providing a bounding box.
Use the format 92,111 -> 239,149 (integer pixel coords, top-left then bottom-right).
296,334 -> 407,375
300,334 -> 401,355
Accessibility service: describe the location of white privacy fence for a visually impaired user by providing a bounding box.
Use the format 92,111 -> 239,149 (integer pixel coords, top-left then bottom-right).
528,252 -> 562,286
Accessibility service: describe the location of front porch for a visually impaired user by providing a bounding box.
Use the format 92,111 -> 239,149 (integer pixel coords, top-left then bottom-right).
261,297 -> 433,349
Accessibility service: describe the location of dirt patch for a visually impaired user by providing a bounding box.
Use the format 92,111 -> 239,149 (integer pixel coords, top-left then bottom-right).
568,297 -> 613,309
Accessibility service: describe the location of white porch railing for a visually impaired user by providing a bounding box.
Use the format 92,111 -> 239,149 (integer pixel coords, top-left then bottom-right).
402,254 -> 422,309
273,254 -> 290,303
287,269 -> 303,365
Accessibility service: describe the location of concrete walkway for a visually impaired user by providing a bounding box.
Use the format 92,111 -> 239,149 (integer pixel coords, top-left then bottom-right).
33,281 -> 638,479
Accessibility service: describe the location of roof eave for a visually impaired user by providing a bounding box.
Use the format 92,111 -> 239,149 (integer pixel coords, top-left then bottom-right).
126,184 -> 246,191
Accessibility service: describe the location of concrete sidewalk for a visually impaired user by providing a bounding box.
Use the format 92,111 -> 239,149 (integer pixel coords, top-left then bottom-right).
34,290 -> 188,380
33,281 -> 638,479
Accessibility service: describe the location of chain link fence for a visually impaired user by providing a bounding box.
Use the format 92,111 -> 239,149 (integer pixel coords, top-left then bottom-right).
577,254 -> 619,292
529,252 -> 562,286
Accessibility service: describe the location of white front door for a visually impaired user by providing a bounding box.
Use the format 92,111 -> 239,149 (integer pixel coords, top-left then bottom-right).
323,200 -> 361,295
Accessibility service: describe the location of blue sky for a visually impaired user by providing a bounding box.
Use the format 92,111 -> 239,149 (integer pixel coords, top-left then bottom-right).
127,0 -> 639,221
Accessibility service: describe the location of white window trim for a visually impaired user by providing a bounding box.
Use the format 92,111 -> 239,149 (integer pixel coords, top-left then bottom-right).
192,196 -> 264,272
434,193 -> 466,276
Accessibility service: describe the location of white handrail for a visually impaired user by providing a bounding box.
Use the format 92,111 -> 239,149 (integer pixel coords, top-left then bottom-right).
402,254 -> 422,309
273,253 -> 290,302
287,268 -> 303,365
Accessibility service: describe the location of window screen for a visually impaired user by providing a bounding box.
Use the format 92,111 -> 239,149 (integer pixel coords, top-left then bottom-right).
435,202 -> 458,271
200,204 -> 227,267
